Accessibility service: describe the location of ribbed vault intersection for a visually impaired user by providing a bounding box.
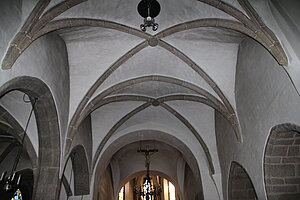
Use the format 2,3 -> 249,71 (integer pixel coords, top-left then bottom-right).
0,0 -> 295,200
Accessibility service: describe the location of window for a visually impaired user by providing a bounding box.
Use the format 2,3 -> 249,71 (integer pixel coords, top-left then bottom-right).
169,182 -> 176,200
118,186 -> 125,200
12,189 -> 23,200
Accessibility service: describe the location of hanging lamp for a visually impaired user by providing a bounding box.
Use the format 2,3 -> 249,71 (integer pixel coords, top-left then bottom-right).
137,0 -> 161,31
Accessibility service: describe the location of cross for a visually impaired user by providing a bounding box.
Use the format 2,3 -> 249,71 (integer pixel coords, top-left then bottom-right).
137,146 -> 158,175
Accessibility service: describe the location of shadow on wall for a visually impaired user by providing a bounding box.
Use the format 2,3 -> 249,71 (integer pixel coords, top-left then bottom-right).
264,123 -> 300,200
97,165 -> 114,200
228,161 -> 258,200
184,164 -> 204,200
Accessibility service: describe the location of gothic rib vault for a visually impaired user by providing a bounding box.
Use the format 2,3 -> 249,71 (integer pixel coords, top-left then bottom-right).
0,0 -> 300,200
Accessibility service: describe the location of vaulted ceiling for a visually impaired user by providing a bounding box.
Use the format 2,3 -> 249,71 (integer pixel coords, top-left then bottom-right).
0,0 -> 294,199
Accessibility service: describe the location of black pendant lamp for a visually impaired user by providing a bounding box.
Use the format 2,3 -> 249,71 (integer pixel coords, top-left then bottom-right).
137,0 -> 161,32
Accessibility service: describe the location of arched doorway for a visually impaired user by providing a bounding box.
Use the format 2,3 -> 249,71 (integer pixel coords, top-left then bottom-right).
117,172 -> 179,200
94,137 -> 204,200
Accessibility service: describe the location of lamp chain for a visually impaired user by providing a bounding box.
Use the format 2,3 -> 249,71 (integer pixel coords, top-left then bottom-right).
10,95 -> 37,175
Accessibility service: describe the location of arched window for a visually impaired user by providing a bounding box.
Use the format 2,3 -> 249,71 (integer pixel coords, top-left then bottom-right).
169,181 -> 176,200
163,179 -> 177,200
118,186 -> 125,200
117,176 -> 178,200
12,189 -> 23,200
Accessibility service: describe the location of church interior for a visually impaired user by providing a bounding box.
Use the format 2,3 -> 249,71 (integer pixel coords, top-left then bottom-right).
0,0 -> 300,200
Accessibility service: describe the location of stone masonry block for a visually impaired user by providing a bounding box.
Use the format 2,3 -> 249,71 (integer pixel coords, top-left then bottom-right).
232,190 -> 248,199
270,178 -> 285,185
276,132 -> 296,139
232,179 -> 248,189
265,157 -> 281,164
288,146 -> 300,156
266,145 -> 274,156
284,177 -> 300,184
248,190 -> 257,199
297,165 -> 300,176
269,165 -> 295,177
270,185 -> 297,193
278,193 -> 300,200
282,157 -> 300,163
271,146 -> 288,156
274,139 -> 295,145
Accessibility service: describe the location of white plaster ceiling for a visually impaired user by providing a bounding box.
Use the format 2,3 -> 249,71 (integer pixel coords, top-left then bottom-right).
91,101 -> 145,156
93,45 -> 220,98
60,28 -> 144,118
113,140 -> 182,184
0,0 -> 296,198
57,0 -> 248,184
59,0 -> 236,30
109,82 -> 200,97
18,0 -> 287,195
163,34 -> 240,108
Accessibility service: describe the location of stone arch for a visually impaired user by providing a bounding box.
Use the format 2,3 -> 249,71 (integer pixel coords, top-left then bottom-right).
91,100 -> 215,174
65,41 -> 149,154
93,130 -> 204,200
1,0 -> 287,70
0,106 -> 38,200
264,123 -> 300,200
66,75 -> 236,175
69,145 -> 90,195
228,161 -> 258,200
116,170 -> 184,200
64,39 -> 242,153
0,141 -> 19,164
0,106 -> 38,168
0,76 -> 61,200
0,119 -> 36,200
68,75 -> 232,144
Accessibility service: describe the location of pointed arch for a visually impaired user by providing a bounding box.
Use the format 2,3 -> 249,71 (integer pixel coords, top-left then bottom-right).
0,76 -> 61,200
228,161 -> 258,200
91,98 -> 215,174
69,145 -> 90,195
93,130 -> 202,200
264,123 -> 300,200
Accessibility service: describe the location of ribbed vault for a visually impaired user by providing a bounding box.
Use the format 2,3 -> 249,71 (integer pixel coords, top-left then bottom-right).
0,0 -> 294,199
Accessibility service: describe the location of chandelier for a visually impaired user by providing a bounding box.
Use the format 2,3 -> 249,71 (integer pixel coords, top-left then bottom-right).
0,95 -> 37,198
136,147 -> 160,200
140,176 -> 157,200
137,0 -> 161,32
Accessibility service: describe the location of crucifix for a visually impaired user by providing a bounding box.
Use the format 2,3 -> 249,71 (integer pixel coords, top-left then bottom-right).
137,146 -> 158,200
138,147 -> 158,175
